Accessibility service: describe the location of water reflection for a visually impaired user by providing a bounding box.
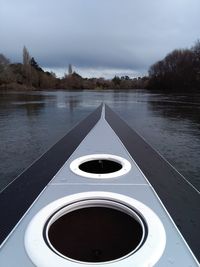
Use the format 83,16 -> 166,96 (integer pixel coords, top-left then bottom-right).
113,91 -> 200,191
68,96 -> 80,113
147,93 -> 200,127
0,90 -> 200,192
0,90 -> 93,191
0,91 -> 46,117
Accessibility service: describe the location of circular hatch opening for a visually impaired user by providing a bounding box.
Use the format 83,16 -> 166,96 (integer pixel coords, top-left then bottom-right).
46,203 -> 145,263
70,154 -> 131,178
25,192 -> 166,267
79,159 -> 122,174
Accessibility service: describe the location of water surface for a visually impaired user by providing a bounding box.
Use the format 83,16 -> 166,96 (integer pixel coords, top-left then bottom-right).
0,90 -> 200,192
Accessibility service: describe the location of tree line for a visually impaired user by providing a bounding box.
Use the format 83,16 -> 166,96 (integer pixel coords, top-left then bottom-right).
148,40 -> 200,91
0,47 -> 147,90
1,41 -> 200,91
0,47 -> 57,90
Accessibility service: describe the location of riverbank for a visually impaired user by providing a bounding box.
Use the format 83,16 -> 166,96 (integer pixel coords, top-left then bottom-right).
0,70 -> 149,91
0,83 -> 37,91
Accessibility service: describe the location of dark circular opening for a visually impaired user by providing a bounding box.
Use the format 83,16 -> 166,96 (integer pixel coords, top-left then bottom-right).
79,159 -> 122,174
48,206 -> 144,263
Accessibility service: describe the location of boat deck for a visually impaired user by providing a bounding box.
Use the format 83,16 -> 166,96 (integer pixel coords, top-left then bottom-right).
0,104 -> 199,266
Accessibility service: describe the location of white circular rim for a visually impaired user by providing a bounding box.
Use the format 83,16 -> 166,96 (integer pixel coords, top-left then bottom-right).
70,154 -> 131,179
25,192 -> 166,267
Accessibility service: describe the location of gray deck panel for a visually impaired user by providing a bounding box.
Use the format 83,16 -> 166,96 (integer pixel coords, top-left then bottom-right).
0,104 -> 102,246
105,105 -> 200,261
0,184 -> 198,267
50,117 -> 148,185
0,105 -> 199,266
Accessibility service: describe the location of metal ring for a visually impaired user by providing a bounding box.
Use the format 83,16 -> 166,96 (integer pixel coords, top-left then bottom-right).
70,154 -> 131,178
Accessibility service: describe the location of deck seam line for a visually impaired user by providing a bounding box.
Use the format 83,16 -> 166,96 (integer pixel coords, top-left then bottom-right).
50,183 -> 150,186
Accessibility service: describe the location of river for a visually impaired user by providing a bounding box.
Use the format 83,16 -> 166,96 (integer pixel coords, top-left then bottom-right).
0,89 -> 200,192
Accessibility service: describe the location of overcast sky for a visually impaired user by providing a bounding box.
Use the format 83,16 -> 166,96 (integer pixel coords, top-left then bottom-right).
1,0 -> 200,78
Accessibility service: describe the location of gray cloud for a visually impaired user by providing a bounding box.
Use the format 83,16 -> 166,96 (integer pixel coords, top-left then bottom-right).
1,0 -> 200,78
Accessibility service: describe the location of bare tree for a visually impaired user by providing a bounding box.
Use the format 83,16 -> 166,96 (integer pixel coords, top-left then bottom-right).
23,46 -> 31,65
0,54 -> 10,72
192,40 -> 200,84
148,48 -> 195,90
68,64 -> 72,75
23,46 -> 31,85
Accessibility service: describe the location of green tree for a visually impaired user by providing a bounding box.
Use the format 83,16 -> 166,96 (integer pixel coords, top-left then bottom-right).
30,57 -> 43,72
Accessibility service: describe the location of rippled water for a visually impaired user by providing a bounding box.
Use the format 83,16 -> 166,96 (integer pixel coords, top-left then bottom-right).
0,89 -> 200,191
